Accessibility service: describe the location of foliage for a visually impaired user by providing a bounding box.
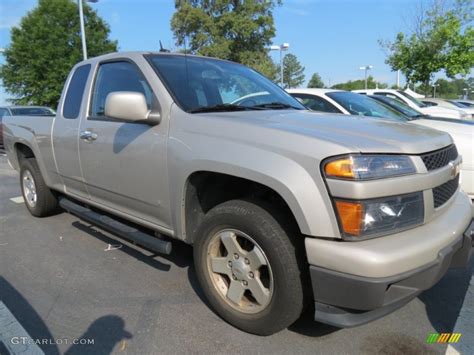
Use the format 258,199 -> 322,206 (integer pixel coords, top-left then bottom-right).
171,0 -> 280,78
0,0 -> 117,108
381,0 -> 474,86
416,77 -> 474,98
307,73 -> 325,88
276,53 -> 305,88
331,76 -> 388,91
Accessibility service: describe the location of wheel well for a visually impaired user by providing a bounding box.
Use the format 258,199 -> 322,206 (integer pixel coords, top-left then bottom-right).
15,143 -> 35,162
184,171 -> 300,243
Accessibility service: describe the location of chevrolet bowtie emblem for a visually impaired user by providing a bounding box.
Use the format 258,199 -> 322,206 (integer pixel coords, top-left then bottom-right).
448,160 -> 461,179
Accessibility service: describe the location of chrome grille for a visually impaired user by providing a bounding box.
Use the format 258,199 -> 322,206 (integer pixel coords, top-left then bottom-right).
421,145 -> 458,171
433,175 -> 459,208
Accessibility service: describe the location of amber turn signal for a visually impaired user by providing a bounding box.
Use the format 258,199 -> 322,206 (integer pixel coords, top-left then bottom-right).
324,158 -> 355,179
335,200 -> 363,236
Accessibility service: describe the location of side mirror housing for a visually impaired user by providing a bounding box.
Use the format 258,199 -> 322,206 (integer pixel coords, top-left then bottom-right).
104,91 -> 160,124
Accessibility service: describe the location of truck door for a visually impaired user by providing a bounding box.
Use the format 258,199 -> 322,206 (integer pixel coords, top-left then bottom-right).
78,60 -> 171,230
52,64 -> 91,199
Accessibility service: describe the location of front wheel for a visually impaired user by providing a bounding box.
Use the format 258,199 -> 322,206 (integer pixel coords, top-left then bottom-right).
194,200 -> 306,335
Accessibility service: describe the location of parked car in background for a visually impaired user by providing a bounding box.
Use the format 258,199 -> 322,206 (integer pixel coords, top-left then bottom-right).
4,52 -> 473,335
286,89 -> 346,115
0,108 -> 6,148
353,89 -> 468,119
288,88 -> 474,198
0,106 -> 56,116
0,106 -> 56,148
451,100 -> 474,108
421,98 -> 474,119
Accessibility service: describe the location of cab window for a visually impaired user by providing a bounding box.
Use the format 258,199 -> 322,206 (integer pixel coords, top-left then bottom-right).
63,64 -> 91,119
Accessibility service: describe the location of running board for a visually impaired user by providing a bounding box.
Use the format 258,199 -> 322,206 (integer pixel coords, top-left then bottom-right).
59,197 -> 172,255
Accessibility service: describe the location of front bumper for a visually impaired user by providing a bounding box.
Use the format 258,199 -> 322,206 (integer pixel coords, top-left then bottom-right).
311,220 -> 473,327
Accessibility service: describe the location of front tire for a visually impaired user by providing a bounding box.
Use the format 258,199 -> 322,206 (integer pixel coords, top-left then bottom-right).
20,158 -> 58,217
194,199 -> 306,335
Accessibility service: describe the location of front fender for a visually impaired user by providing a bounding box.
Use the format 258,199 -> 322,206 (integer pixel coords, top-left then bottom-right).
168,137 -> 340,241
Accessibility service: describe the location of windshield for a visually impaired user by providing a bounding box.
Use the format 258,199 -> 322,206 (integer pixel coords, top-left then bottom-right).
147,54 -> 305,113
370,95 -> 420,119
326,91 -> 409,121
397,90 -> 426,108
456,101 -> 474,107
448,100 -> 469,108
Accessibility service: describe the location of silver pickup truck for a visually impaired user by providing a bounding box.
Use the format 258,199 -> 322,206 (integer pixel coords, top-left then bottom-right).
3,52 -> 473,335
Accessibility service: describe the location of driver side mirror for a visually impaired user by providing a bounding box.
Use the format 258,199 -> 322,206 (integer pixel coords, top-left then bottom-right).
104,91 -> 161,125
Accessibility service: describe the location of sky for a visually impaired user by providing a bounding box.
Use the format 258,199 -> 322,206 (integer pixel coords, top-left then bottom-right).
0,0 -> 448,105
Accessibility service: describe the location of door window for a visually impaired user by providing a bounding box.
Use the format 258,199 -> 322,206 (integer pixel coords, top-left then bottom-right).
90,61 -> 153,118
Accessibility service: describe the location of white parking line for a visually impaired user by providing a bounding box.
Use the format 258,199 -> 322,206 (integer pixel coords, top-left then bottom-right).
9,197 -> 24,204
446,270 -> 474,354
0,301 -> 44,354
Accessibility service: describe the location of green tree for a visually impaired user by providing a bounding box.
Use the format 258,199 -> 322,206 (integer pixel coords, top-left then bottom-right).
307,73 -> 325,88
277,53 -> 305,88
171,0 -> 280,78
416,77 -> 473,98
0,0 -> 117,107
331,76 -> 388,90
381,0 -> 474,92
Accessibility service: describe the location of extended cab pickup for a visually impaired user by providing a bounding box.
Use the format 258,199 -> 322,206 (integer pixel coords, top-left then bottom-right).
3,52 -> 473,335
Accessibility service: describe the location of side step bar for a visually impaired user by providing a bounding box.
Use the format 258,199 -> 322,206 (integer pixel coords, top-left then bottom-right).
59,197 -> 172,255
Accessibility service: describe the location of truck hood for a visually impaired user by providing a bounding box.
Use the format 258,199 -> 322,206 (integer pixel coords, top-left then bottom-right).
412,118 -> 473,168
206,110 -> 453,155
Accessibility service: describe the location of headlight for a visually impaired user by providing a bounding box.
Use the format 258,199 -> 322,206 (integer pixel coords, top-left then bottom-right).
334,192 -> 424,240
324,155 -> 416,180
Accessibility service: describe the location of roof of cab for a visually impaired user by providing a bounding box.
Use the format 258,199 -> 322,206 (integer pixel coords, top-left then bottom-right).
77,51 -> 237,66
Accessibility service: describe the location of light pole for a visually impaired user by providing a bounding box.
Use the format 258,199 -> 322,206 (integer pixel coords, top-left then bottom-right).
432,83 -> 439,98
270,43 -> 290,87
78,0 -> 99,60
359,65 -> 373,89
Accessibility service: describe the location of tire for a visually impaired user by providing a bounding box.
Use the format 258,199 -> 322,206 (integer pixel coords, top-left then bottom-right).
20,158 -> 58,217
194,199 -> 306,335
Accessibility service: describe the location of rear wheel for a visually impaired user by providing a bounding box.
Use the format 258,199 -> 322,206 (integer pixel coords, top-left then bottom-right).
194,199 -> 305,335
20,158 -> 58,217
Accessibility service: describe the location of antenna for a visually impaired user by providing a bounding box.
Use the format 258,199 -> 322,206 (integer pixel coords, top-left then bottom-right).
159,40 -> 170,53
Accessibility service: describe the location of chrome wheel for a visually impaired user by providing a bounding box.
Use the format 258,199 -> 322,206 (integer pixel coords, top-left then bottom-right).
206,229 -> 273,314
22,170 -> 37,208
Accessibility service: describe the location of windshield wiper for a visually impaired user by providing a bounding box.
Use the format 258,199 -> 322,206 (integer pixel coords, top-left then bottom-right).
250,102 -> 301,110
188,104 -> 262,113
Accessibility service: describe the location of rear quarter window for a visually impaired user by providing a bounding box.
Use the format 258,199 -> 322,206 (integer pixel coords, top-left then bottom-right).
63,64 -> 91,119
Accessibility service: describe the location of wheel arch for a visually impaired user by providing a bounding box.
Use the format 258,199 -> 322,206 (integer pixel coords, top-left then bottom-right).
180,169 -> 310,244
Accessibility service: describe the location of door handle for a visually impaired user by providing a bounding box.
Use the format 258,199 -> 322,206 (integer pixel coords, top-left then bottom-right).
80,130 -> 98,142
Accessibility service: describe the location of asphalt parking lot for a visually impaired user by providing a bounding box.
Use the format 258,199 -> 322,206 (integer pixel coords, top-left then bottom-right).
0,153 -> 472,355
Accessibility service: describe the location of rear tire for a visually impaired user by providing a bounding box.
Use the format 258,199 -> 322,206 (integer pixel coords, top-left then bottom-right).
194,199 -> 306,335
20,158 -> 58,217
